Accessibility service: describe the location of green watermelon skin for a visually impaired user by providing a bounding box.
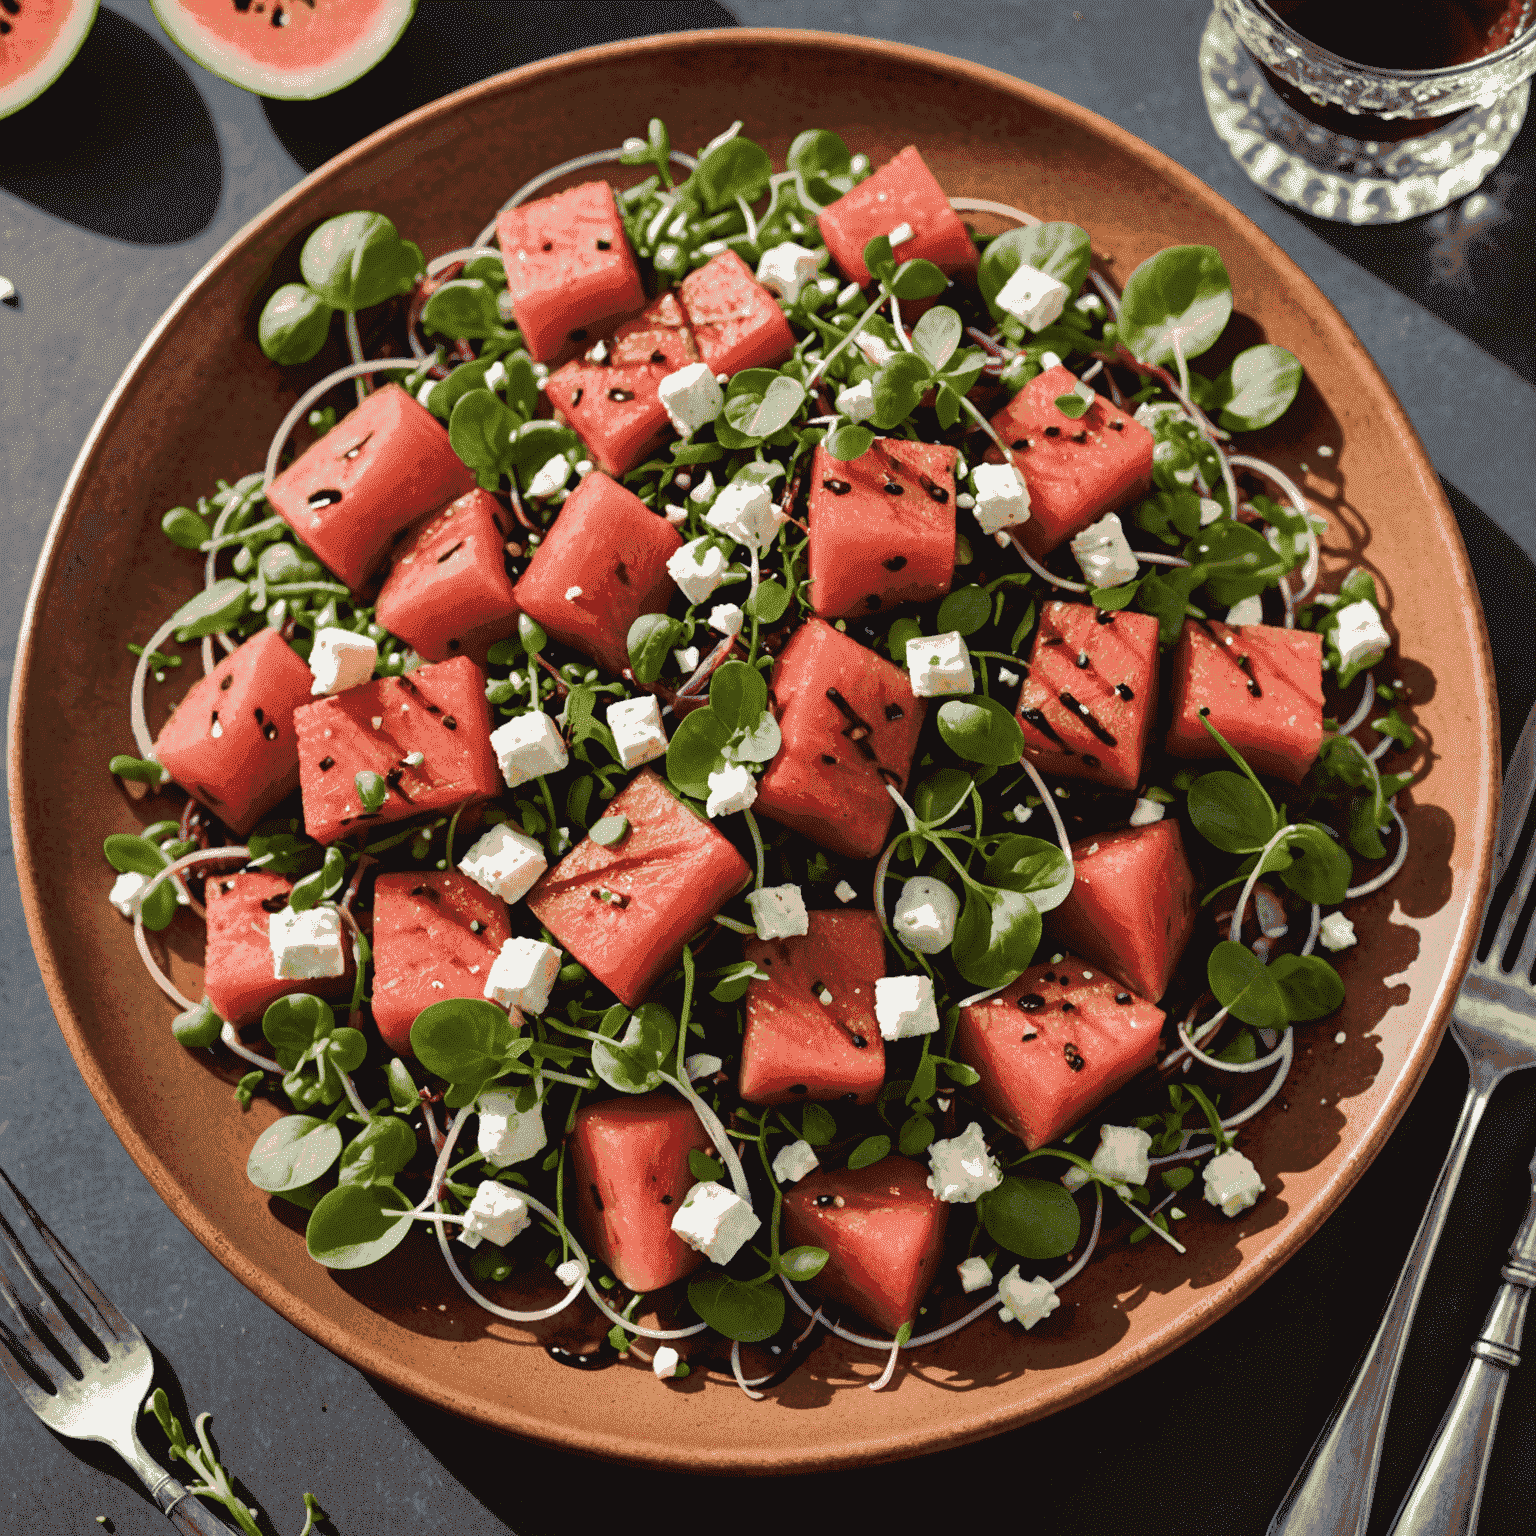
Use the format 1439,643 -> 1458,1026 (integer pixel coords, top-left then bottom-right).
954,957 -> 1164,1151
1166,621 -> 1324,785
677,250 -> 795,376
756,619 -> 926,860
806,439 -> 957,619
1046,822 -> 1198,1002
569,1091 -> 715,1293
293,656 -> 500,843
153,627 -> 314,835
740,910 -> 887,1105
371,872 -> 511,1055
265,384 -> 476,590
780,1155 -> 949,1335
1015,600 -> 1160,792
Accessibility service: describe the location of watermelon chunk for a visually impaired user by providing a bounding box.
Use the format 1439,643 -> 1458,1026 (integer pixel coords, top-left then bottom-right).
496,180 -> 645,363
739,910 -> 887,1105
512,470 -> 682,678
293,656 -> 500,844
371,872 -> 511,1055
806,439 -> 957,619
780,1156 -> 948,1335
373,488 -> 518,664
153,628 -> 314,835
265,384 -> 476,590
1046,822 -> 1198,1002
1166,621 -> 1325,784
988,366 -> 1154,559
954,957 -> 1164,1150
202,871 -> 353,1026
526,769 -> 750,1007
1015,600 -> 1160,792
817,146 -> 977,287
608,290 -> 696,369
569,1091 -> 715,1293
677,250 -> 795,376
756,620 -> 925,861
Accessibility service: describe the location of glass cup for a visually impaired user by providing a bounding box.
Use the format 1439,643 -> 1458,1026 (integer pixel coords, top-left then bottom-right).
1200,0 -> 1536,223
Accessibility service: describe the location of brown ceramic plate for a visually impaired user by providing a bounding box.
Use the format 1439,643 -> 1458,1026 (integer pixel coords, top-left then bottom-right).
8,30 -> 1499,1471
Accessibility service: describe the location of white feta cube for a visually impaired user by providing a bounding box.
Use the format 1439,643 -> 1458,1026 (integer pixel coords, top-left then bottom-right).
875,974 -> 940,1041
927,1121 -> 1003,1204
886,221 -> 915,246
834,880 -> 858,905
707,603 -> 744,638
658,361 -> 725,437
748,883 -> 808,940
994,262 -> 1070,332
458,820 -> 547,905
1038,350 -> 1063,371
459,1180 -> 530,1247
1070,512 -> 1139,589
1062,1163 -> 1092,1192
970,462 -> 1032,536
670,1180 -> 761,1265
1075,292 -> 1104,314
490,711 -> 568,788
998,667 -> 1019,687
1225,595 -> 1264,627
268,905 -> 346,980
957,1256 -> 994,1294
854,331 -> 896,368
706,763 -> 757,818
688,470 -> 717,506
673,646 -> 701,674
308,626 -> 378,696
482,359 -> 508,392
475,1090 -> 547,1168
1129,797 -> 1166,828
652,1344 -> 682,1380
1090,1124 -> 1152,1186
527,453 -> 572,499
705,479 -> 778,555
772,1139 -> 820,1185
554,1258 -> 585,1288
663,504 -> 689,524
997,1267 -> 1060,1330
835,378 -> 876,422
1203,1149 -> 1265,1217
606,694 -> 669,770
892,875 -> 959,955
667,538 -> 726,605
755,241 -> 821,306
483,935 -> 562,1015
906,631 -> 974,697
109,870 -> 149,918
1332,599 -> 1392,673
684,1053 -> 723,1082
1320,912 -> 1358,952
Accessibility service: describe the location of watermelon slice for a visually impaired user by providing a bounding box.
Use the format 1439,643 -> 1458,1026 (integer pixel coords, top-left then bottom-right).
293,656 -> 501,844
806,439 -> 957,619
1166,621 -> 1325,784
1014,600 -> 1160,792
0,0 -> 97,121
739,910 -> 888,1106
512,470 -> 682,678
373,488 -> 518,665
780,1155 -> 948,1335
569,1091 -> 715,1292
371,871 -> 511,1056
526,769 -> 750,1007
954,957 -> 1164,1151
265,384 -> 476,591
153,627 -> 314,836
988,365 -> 1155,559
677,250 -> 795,376
1046,822 -> 1198,1002
756,619 -> 925,861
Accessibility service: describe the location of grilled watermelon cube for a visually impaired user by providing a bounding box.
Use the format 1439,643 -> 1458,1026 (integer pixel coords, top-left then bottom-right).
153,628 -> 314,836
373,488 -> 518,665
677,250 -> 795,376
954,957 -> 1164,1151
780,1155 -> 948,1335
512,470 -> 682,678
988,366 -> 1154,560
496,180 -> 646,363
739,910 -> 887,1105
570,1091 -> 715,1292
817,146 -> 977,287
1015,600 -> 1160,792
526,769 -> 750,1007
371,872 -> 512,1055
807,439 -> 957,619
293,656 -> 500,844
265,385 -> 476,591
1166,621 -> 1325,785
756,620 -> 925,861
1046,822 -> 1198,1002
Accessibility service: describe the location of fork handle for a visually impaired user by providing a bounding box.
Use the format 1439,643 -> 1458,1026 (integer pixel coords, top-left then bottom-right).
156,1479 -> 240,1534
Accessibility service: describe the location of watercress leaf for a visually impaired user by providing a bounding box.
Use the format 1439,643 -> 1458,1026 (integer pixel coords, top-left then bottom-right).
324,1026 -> 368,1076
1117,244 -> 1233,365
590,814 -> 629,848
288,867 -> 326,912
937,697 -> 1026,767
337,1115 -> 417,1187
936,584 -> 991,637
726,712 -> 782,766
172,997 -> 222,1049
1136,564 -> 1206,646
246,1115 -> 343,1193
320,845 -> 347,899
1187,519 -> 1293,605
671,440 -> 724,465
688,1148 -> 725,1183
890,258 -> 948,301
258,282 -> 332,366
448,389 -> 517,477
778,1245 -> 830,1282
934,384 -> 962,430
732,374 -> 805,439
103,833 -> 169,877
1348,793 -> 1388,860
983,835 -> 1074,913
912,305 -> 962,370
245,825 -> 314,875
943,1061 -> 981,1086
913,768 -> 973,826
1207,941 -> 1287,1030
172,577 -> 248,640
566,775 -> 595,829
625,613 -> 686,686
1278,823 -> 1353,905
386,1057 -> 419,1111
977,223 -> 1093,321
1216,1027 -> 1258,1064
1090,581 -> 1140,611
666,707 -> 733,799
1213,344 -> 1303,432
952,883 -> 1041,989
980,1175 -> 1081,1260
745,579 -> 791,624
862,234 -> 896,287
591,1002 -> 677,1094
263,993 -> 335,1070
1269,953 -> 1345,1022
110,753 -> 170,785
461,252 -> 507,289
305,1181 -> 413,1270
509,420 -> 580,487
909,1051 -> 938,1105
425,357 -> 501,420
687,1270 -> 785,1343
1135,488 -> 1205,546
1162,1165 -> 1197,1192
887,615 -> 924,663
690,135 -> 772,211
898,1113 -> 936,1156
847,1134 -> 891,1170
802,1104 -> 837,1146
422,279 -> 505,341
869,350 -> 932,429
787,128 -> 851,180
301,211 -> 424,313
709,659 -> 768,733
1187,771 -> 1278,853
824,423 -> 874,463
411,998 -> 520,1085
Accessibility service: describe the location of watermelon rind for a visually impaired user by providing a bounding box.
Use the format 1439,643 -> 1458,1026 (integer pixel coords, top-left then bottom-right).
0,0 -> 99,121
147,0 -> 415,102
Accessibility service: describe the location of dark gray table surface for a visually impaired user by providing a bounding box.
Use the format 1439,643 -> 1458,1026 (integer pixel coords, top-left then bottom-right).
4,3 -> 1534,1532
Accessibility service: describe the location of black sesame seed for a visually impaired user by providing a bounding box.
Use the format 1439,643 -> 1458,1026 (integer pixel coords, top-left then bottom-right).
263,722 -> 278,741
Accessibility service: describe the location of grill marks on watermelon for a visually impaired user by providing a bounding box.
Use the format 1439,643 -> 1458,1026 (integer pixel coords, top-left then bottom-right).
676,249 -> 795,376
1015,600 -> 1159,792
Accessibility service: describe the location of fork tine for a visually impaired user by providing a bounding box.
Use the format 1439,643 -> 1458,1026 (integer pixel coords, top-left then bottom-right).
0,1203 -> 103,1376
1496,703 -> 1536,885
0,1321 -> 53,1408
1485,787 -> 1536,968
0,1265 -> 77,1390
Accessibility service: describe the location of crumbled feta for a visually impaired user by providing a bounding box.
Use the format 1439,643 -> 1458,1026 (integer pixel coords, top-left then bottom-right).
854,331 -> 895,368
927,1121 -> 1003,1204
658,361 -> 725,437
670,1180 -> 761,1265
1320,911 -> 1358,951
875,974 -> 940,1041
652,1345 -> 682,1380
1335,1031 -> 1348,1045
268,905 -> 346,980
554,1258 -> 585,1288
892,875 -> 959,955
1062,1163 -> 1091,1192
998,667 -> 1019,687
705,479 -> 778,554
684,1053 -> 723,1082
957,1256 -> 994,1294
837,280 -> 861,307
527,453 -> 572,499
1199,497 -> 1224,526
1075,292 -> 1104,313
997,1267 -> 1060,1329
823,881 -> 854,908
1332,599 -> 1391,673
835,378 -> 876,422
606,694 -> 669,770
886,221 -> 915,246
1070,513 -> 1139,588
748,883 -> 808,940
970,462 -> 1031,536
1225,595 -> 1264,627
705,763 -> 757,818
755,241 -> 821,306
1129,798 -> 1165,828
708,603 -> 744,638
673,646 -> 701,675
1038,350 -> 1063,370
688,470 -> 717,506
1091,1124 -> 1152,1185
308,626 -> 377,696
772,1139 -> 820,1185
458,1180 -> 530,1248
906,631 -> 974,697
483,935 -> 562,1014
667,538 -> 728,606
475,1090 -> 547,1168
458,820 -> 548,904
1203,1149 -> 1265,1217
815,274 -> 839,297
490,710 -> 569,787
109,870 -> 149,918
564,585 -> 583,601
663,504 -> 688,524
994,262 -> 1069,331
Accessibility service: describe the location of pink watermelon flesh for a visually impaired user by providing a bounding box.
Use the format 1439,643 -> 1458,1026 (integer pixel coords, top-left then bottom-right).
807,438 -> 957,619
955,957 -> 1164,1151
569,1091 -> 715,1293
265,384 -> 476,590
739,910 -> 887,1106
293,656 -> 500,844
370,871 -> 511,1056
1166,621 -> 1325,785
0,0 -> 96,120
780,1156 -> 949,1335
1047,821 -> 1198,1002
526,769 -> 751,1008
1015,599 -> 1160,792
153,627 -> 313,836
677,250 -> 795,376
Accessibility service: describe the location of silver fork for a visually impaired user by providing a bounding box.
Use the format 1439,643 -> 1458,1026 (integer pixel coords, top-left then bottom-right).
0,1167 -> 229,1532
1269,701 -> 1536,1536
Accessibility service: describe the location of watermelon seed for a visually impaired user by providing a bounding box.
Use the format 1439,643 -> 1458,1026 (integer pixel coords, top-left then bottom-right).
596,240 -> 612,251
442,716 -> 458,730
822,478 -> 851,495
1061,1002 -> 1077,1012
882,556 -> 908,572
1115,993 -> 1133,1005
607,388 -> 635,403
1021,708 -> 1068,749
1115,683 -> 1134,700
882,480 -> 904,496
650,350 -> 667,365
1063,1043 -> 1086,1072
919,475 -> 948,503
341,434 -> 373,461
435,540 -> 465,564
1044,426 -> 1061,438
253,707 -> 265,723
851,1034 -> 868,1049
570,386 -> 584,407
307,489 -> 343,508
219,674 -> 233,691
1071,430 -> 1088,443
260,894 -> 288,913
1075,651 -> 1089,668
1083,755 -> 1100,767
541,242 -> 553,252
1021,1031 -> 1038,1042
660,1194 -> 673,1205
1096,611 -> 1116,625
1109,419 -> 1125,430
318,756 -> 334,772
789,1084 -> 808,1095
815,1195 -> 835,1207
1016,994 -> 1045,1011
821,754 -> 838,765
884,703 -> 905,721
1011,438 -> 1031,450
263,722 -> 278,741
1041,634 -> 1063,645
569,329 -> 588,341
